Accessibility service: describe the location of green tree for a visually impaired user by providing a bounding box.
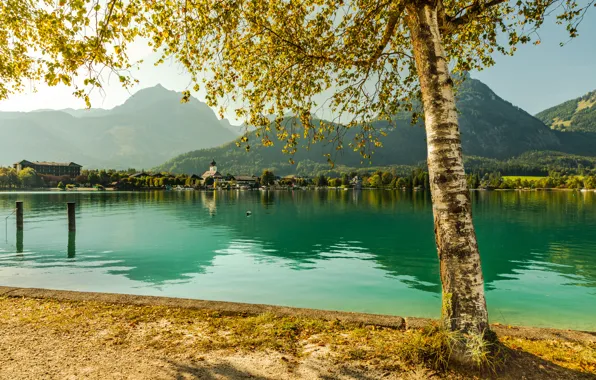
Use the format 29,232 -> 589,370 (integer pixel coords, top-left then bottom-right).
17,168 -> 37,188
467,173 -> 480,189
382,172 -> 394,186
342,174 -> 350,187
4,0 -> 593,340
369,174 -> 382,188
566,176 -> 584,189
88,172 -> 100,186
0,170 -> 7,188
75,175 -> 88,185
315,174 -> 328,187
98,170 -> 110,185
6,168 -> 19,189
261,170 -> 276,186
0,0 -> 139,104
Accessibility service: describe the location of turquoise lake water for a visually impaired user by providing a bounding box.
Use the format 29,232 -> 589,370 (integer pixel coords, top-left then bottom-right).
0,190 -> 595,330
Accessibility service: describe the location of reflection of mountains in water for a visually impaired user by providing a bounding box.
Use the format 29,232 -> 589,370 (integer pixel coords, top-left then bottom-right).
165,190 -> 596,293
2,190 -> 595,292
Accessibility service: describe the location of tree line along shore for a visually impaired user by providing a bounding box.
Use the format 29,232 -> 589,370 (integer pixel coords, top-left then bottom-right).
1,166 -> 596,192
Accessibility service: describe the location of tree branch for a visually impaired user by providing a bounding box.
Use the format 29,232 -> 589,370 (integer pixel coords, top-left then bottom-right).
443,0 -> 507,33
366,3 -> 405,64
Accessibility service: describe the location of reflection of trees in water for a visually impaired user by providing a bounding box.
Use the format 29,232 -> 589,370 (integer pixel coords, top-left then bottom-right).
1,190 -> 594,292
193,190 -> 596,293
472,191 -> 596,289
189,190 -> 442,292
0,191 -> 226,286
544,242 -> 596,288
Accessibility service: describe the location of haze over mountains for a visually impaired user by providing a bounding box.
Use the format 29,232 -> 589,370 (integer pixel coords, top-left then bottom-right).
0,85 -> 241,169
156,78 -> 596,175
1,78 -> 595,173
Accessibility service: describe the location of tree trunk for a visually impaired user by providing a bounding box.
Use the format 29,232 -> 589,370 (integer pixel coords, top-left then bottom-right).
406,3 -> 489,335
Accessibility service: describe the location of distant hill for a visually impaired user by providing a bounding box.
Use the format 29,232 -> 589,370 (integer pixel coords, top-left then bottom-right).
536,90 -> 596,133
156,77 -> 596,175
0,85 -> 240,169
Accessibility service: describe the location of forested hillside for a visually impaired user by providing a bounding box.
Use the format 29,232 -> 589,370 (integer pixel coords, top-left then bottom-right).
156,78 -> 596,176
536,90 -> 596,133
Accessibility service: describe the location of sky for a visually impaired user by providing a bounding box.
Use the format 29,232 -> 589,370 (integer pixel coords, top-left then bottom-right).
0,11 -> 594,122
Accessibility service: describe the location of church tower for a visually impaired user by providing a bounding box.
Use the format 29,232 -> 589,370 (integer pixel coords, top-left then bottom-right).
210,159 -> 217,173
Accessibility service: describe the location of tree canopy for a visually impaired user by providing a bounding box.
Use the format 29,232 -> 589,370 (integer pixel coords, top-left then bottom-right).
0,0 -> 140,105
2,0 -> 593,155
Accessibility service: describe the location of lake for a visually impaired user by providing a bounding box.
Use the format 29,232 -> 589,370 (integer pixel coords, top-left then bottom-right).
1,190 -> 595,331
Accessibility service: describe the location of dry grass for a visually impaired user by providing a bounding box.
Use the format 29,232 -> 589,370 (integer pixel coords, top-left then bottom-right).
1,296 -> 595,379
577,98 -> 596,112
500,336 -> 596,373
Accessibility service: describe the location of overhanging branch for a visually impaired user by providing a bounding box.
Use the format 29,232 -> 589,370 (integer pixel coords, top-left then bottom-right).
443,0 -> 507,33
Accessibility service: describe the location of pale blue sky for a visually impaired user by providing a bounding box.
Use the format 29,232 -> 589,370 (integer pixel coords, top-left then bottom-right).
0,11 -> 594,120
473,12 -> 596,114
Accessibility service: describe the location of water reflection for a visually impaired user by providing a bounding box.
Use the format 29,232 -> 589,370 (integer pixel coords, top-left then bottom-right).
16,229 -> 23,254
0,190 -> 595,329
68,232 -> 76,258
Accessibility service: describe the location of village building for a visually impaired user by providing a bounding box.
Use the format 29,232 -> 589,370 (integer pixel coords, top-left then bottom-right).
201,159 -> 223,185
13,160 -> 82,177
351,176 -> 363,190
235,175 -> 258,187
129,172 -> 150,178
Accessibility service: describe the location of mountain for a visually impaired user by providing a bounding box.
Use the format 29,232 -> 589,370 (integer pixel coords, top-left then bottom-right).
0,85 -> 240,169
156,77 -> 596,175
536,90 -> 596,133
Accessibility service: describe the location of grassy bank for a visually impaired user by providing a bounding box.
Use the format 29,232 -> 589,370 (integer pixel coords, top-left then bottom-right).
0,296 -> 594,379
502,176 -> 547,181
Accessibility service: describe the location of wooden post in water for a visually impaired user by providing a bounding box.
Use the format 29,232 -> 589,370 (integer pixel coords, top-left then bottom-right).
16,230 -> 23,254
67,232 -> 76,258
16,201 -> 23,231
67,202 -> 76,232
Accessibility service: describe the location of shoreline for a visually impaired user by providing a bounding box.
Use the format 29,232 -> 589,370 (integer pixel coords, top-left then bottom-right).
0,286 -> 406,328
1,286 -> 595,379
1,286 -> 594,334
1,187 -> 595,192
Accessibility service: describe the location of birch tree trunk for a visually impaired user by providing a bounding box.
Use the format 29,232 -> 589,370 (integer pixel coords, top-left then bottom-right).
406,3 -> 489,335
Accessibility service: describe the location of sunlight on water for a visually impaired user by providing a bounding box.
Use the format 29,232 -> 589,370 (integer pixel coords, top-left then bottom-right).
0,190 -> 595,330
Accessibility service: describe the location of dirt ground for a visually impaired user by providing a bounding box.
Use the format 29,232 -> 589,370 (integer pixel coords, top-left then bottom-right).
0,295 -> 595,380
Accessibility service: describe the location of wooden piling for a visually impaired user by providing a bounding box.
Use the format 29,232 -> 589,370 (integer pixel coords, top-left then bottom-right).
67,232 -> 76,258
16,201 -> 23,231
67,202 -> 76,232
16,230 -> 23,254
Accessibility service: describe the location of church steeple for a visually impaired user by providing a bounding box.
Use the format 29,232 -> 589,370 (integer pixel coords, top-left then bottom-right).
210,159 -> 217,173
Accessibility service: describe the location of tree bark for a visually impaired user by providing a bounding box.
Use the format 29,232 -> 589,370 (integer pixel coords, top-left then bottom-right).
406,2 -> 489,335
